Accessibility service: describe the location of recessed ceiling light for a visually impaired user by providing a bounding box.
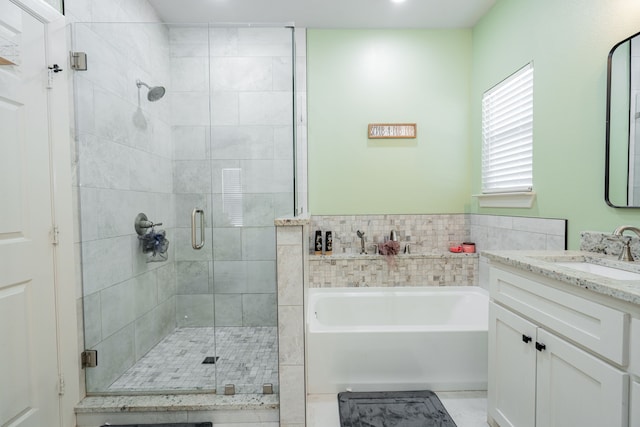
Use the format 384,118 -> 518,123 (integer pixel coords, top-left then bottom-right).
391,0 -> 407,3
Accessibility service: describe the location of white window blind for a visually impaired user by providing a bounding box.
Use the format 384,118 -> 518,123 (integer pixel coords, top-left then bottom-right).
482,62 -> 533,193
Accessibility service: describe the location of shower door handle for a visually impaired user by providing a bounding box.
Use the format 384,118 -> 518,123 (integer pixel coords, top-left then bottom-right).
191,208 -> 205,250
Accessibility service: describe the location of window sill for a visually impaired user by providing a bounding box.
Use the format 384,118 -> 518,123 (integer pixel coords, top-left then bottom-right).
473,191 -> 536,208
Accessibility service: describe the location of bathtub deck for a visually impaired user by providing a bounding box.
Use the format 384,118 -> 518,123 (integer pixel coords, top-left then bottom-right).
307,391 -> 489,427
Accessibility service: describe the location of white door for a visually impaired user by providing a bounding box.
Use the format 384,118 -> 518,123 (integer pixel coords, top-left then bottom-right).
488,302 -> 537,427
0,1 -> 61,426
536,329 -> 628,427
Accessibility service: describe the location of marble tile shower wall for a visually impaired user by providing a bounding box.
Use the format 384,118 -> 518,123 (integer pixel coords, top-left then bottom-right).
308,214 -> 567,288
69,15 -> 177,391
170,27 -> 298,328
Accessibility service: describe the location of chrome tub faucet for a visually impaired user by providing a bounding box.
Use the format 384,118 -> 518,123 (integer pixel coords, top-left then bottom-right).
357,230 -> 367,254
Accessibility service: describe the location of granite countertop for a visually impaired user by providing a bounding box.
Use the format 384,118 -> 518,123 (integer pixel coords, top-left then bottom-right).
274,214 -> 310,226
482,250 -> 640,306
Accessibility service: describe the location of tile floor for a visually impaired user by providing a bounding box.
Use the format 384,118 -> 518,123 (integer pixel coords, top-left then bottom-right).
109,326 -> 278,394
307,391 -> 489,427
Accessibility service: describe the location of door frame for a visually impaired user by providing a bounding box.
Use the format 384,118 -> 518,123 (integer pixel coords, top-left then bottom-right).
10,0 -> 81,425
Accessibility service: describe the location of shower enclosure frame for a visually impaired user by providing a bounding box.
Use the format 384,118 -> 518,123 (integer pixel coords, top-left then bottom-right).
71,21 -> 302,396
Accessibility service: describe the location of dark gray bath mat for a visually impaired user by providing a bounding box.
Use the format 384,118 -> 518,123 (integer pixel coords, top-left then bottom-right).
338,390 -> 457,427
100,423 -> 212,427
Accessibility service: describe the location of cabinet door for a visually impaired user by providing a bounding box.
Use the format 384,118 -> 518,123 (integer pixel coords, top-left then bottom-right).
488,302 -> 537,427
536,329 -> 629,427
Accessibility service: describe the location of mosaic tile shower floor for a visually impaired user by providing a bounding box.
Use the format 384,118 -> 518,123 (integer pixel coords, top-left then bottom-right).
108,326 -> 278,394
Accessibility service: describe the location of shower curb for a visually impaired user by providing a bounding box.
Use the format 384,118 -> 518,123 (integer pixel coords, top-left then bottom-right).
75,394 -> 279,427
76,393 -> 279,413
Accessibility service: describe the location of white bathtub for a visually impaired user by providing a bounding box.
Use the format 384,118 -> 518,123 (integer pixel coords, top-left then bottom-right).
306,286 -> 489,393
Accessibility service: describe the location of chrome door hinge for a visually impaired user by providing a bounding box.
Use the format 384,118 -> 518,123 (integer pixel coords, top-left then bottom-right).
58,374 -> 66,396
81,350 -> 98,368
50,226 -> 59,245
69,51 -> 88,71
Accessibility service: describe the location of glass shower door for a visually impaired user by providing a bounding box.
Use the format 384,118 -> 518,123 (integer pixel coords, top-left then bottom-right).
75,21 -> 294,395
206,25 -> 295,394
73,21 -> 182,394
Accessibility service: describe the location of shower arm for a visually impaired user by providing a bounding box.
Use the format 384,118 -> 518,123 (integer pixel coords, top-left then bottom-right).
136,79 -> 150,89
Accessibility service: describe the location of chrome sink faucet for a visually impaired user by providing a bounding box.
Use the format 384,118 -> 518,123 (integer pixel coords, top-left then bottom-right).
612,225 -> 640,261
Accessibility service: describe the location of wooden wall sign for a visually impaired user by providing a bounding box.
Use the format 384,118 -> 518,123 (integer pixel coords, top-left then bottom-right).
368,123 -> 417,139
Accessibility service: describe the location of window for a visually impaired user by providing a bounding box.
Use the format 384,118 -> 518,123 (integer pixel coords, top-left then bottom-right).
481,62 -> 533,194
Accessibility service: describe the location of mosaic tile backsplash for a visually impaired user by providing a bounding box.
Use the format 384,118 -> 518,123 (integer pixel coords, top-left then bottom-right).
309,254 -> 478,288
310,214 -> 469,254
309,214 -> 473,288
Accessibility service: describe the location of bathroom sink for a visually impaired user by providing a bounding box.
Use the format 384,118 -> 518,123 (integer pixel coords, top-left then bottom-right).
554,261 -> 640,280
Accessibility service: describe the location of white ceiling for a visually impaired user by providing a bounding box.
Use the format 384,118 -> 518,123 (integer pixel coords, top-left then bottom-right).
147,0 -> 496,28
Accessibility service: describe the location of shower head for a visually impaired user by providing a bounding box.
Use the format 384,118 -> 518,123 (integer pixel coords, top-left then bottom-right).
136,79 -> 166,102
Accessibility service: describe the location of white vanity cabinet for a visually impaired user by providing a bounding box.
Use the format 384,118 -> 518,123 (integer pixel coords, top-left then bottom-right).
488,302 -> 536,427
488,265 -> 631,427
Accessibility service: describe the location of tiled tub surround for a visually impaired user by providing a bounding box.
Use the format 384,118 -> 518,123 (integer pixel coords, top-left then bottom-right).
309,253 -> 478,288
308,214 -> 567,288
469,214 -> 567,251
310,214 -> 468,254
310,214 -> 566,255
309,214 -> 475,287
470,215 -> 567,291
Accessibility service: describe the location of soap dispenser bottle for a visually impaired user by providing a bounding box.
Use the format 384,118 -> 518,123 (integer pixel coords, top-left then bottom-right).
314,230 -> 323,255
325,231 -> 333,255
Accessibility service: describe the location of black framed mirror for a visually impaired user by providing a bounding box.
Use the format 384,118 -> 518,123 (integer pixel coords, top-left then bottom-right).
606,30 -> 640,207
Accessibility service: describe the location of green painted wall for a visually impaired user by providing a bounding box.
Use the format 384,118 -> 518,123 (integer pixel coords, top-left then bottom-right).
307,29 -> 472,214
308,1 -> 640,249
471,0 -> 640,248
